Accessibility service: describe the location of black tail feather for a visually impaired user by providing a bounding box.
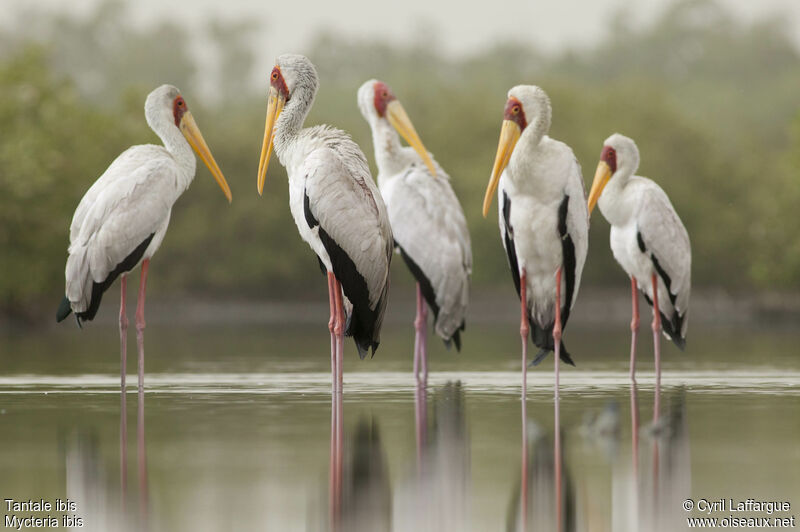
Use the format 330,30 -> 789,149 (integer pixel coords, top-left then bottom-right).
445,320 -> 466,352
661,313 -> 687,350
62,233 -> 155,325
643,293 -> 687,351
56,296 -> 72,322
529,342 -> 576,367
354,340 -> 370,360
450,330 -> 461,352
531,348 -> 549,366
527,312 -> 576,367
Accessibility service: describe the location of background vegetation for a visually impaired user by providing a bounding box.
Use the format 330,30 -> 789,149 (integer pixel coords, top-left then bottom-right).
1,0 -> 799,321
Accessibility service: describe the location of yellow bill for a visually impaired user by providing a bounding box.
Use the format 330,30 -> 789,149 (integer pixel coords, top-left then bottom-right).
483,119 -> 521,217
385,100 -> 436,177
257,86 -> 286,195
587,160 -> 612,214
180,111 -> 232,203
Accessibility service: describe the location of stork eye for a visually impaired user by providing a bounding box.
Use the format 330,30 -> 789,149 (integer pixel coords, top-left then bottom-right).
382,91 -> 388,98
271,72 -> 279,81
512,106 -> 520,114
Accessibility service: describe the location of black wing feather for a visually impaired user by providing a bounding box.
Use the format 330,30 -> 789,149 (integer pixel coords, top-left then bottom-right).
638,229 -> 687,350
306,188 -> 385,359
57,233 -> 155,325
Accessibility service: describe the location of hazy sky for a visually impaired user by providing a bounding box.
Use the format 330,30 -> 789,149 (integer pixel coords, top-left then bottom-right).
6,0 -> 800,75
7,0 -> 800,96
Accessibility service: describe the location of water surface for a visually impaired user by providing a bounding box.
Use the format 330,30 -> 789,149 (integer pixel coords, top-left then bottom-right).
1,321 -> 799,531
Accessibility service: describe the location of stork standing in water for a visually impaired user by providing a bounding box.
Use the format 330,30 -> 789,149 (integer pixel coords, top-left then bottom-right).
587,133 -> 690,403
481,85 -> 589,398
257,55 -> 392,393
357,80 -> 472,384
56,84 -> 232,392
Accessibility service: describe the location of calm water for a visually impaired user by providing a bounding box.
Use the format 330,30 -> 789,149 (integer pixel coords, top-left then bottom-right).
1,318 -> 799,531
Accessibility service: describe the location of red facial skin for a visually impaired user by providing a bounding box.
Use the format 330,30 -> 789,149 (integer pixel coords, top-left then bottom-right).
373,81 -> 397,117
172,96 -> 187,127
503,97 -> 527,130
270,66 -> 290,100
601,145 -> 617,173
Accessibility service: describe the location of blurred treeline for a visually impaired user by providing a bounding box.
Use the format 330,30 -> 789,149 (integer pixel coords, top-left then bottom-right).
1,0 -> 799,320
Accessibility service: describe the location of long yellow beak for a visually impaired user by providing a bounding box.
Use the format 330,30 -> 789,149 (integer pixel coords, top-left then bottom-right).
386,100 -> 436,177
483,120 -> 521,217
257,86 -> 286,196
180,111 -> 232,203
587,160 -> 612,214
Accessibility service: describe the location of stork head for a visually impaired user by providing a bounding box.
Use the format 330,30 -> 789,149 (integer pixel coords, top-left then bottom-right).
145,85 -> 231,203
357,79 -> 436,176
257,54 -> 319,195
587,133 -> 640,214
482,85 -> 552,217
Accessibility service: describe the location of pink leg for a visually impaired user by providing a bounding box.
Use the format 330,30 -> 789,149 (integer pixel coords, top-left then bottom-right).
420,299 -> 429,384
333,277 -> 345,393
135,260 -> 149,394
630,277 -> 640,382
519,269 -> 529,400
413,283 -> 422,382
651,273 -> 661,422
553,267 -> 563,532
120,275 -> 128,391
327,272 -> 337,394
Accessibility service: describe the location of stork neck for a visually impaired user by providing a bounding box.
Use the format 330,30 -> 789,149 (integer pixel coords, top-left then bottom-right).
521,116 -> 548,149
274,84 -> 316,165
371,118 -> 406,177
159,124 -> 197,182
598,169 -> 635,225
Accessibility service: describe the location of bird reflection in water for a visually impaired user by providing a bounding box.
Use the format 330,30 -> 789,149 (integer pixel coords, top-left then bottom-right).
63,432 -> 112,530
325,382 -> 469,531
326,401 -> 391,532
641,389 -> 691,532
136,389 -> 149,530
341,419 -> 392,531
607,385 -> 690,532
119,387 -> 150,531
397,381 -> 470,532
63,389 -> 149,532
508,415 -> 575,532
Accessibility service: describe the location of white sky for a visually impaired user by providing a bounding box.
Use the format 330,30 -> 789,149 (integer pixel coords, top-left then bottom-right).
8,0 -> 800,54
6,0 -> 800,85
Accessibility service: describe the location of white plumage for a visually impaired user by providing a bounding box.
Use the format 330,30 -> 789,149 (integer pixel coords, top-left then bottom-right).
59,84 -> 231,323
293,138 -> 392,312
589,133 -> 690,347
357,80 -> 472,358
258,55 -> 392,373
66,147 -> 177,315
485,85 -> 589,366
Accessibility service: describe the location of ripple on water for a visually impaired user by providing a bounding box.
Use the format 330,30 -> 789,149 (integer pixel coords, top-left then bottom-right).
0,369 -> 798,396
